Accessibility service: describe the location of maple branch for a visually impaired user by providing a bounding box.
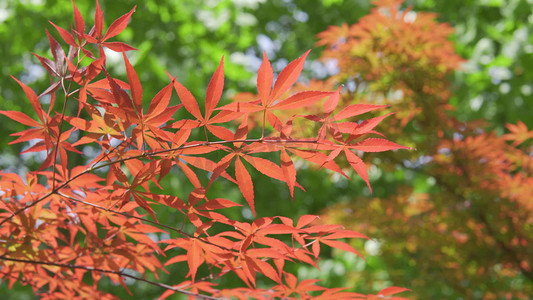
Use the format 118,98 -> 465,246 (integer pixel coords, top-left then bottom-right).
0,191 -> 54,227
83,138 -> 320,179
0,140 -> 126,227
57,192 -> 235,252
145,138 -> 320,158
0,137 -> 322,227
0,254 -> 223,300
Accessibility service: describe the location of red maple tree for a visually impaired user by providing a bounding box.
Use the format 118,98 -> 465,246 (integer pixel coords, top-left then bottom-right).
313,0 -> 533,298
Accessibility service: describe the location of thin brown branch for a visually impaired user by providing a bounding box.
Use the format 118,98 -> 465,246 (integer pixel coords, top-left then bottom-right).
0,254 -> 223,300
57,192 -> 235,253
0,137 -> 323,231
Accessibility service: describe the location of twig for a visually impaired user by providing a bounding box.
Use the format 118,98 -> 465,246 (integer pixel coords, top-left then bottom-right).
0,254 -> 223,300
0,138 -> 322,227
57,192 -> 234,252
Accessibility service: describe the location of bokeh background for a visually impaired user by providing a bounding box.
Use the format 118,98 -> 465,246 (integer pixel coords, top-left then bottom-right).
1,0 -> 532,299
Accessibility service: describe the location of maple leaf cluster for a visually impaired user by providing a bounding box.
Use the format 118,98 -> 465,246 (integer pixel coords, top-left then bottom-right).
0,1 -> 409,299
315,0 -> 463,134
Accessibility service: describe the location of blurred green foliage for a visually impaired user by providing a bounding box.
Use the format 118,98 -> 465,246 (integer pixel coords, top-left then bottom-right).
412,0 -> 533,132
1,0 -> 532,299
